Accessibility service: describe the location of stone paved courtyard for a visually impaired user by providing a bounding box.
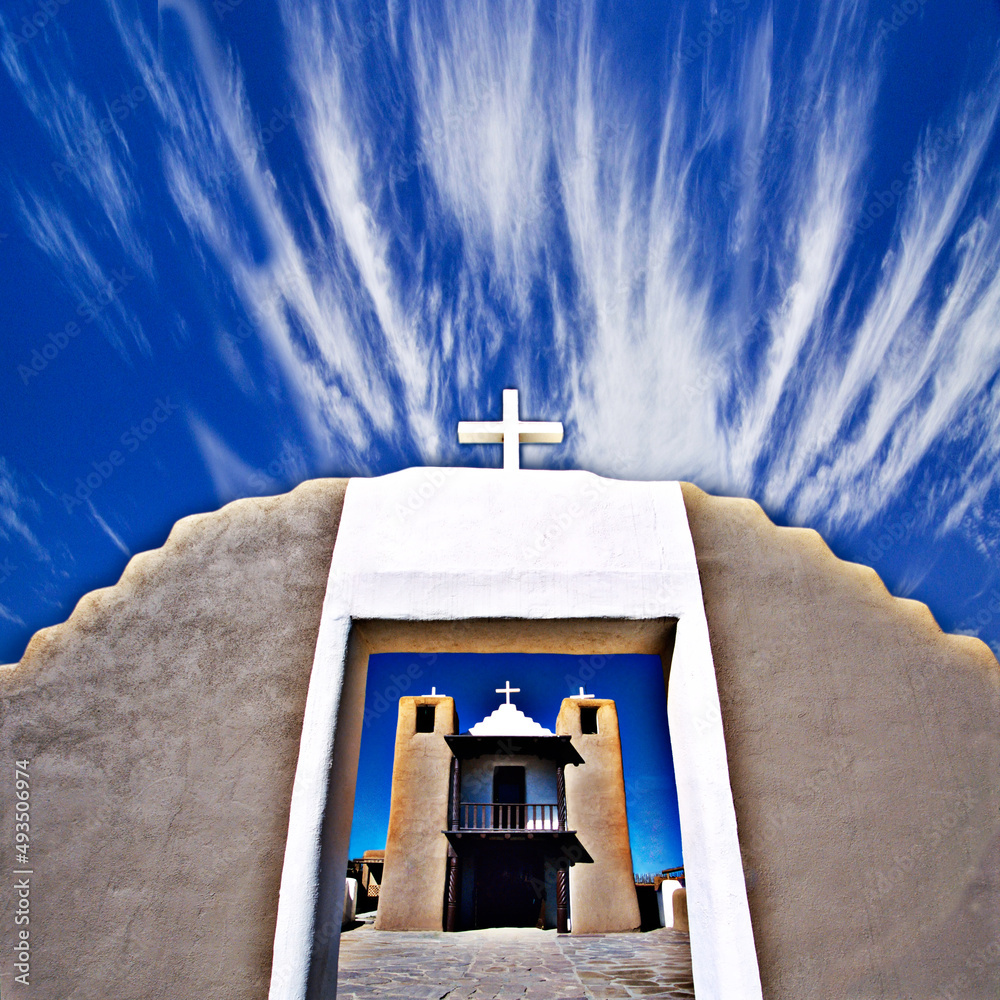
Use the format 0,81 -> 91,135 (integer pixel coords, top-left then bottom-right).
336,923 -> 695,999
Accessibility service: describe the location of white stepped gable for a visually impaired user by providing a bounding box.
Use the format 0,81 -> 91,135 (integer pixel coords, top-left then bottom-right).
469,701 -> 553,736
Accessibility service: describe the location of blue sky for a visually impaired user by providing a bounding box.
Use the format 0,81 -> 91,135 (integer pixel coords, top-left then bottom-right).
2,0 -> 1000,675
349,652 -> 682,875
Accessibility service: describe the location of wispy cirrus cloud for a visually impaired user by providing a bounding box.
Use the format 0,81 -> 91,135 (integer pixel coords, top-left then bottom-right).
0,14 -> 152,275
771,76 -> 1000,531
8,0 -> 999,544
0,457 -> 47,561
85,499 -> 130,556
409,0 -> 551,291
0,11 -> 152,362
394,0 -> 1000,537
187,410 -> 267,503
108,0 -> 443,469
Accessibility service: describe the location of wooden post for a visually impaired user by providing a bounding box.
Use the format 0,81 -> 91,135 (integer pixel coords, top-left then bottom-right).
556,764 -> 567,831
556,764 -> 570,929
445,850 -> 460,932
556,864 -> 569,934
449,757 -> 461,830
445,756 -> 461,931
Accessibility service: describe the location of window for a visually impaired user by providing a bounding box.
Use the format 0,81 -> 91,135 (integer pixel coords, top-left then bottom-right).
580,706 -> 599,734
492,766 -> 526,804
415,705 -> 436,733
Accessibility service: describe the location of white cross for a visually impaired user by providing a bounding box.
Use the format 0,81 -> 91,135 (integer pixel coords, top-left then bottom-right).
428,687 -> 438,696
496,680 -> 520,704
458,389 -> 563,471
571,687 -> 594,699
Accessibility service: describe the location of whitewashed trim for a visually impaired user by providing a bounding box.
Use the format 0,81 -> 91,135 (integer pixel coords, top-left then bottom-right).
269,469 -> 763,1000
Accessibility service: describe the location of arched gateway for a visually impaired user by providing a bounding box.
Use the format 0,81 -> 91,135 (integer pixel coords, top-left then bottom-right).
0,394 -> 997,1000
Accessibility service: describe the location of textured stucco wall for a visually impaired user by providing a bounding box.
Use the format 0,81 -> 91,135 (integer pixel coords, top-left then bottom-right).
556,697 -> 641,933
4,471 -> 994,1000
375,695 -> 457,931
0,479 -> 347,1000
680,482 -> 1000,1000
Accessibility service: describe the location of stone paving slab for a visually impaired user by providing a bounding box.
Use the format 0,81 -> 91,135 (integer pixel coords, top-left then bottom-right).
337,924 -> 695,999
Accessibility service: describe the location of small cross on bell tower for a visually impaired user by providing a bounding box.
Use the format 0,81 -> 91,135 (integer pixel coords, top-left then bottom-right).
495,680 -> 520,704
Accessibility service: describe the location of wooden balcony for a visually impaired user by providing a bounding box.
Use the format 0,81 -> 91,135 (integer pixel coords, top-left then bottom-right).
453,802 -> 563,832
444,802 -> 592,862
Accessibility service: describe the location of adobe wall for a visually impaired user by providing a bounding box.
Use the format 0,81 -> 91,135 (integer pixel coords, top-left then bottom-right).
375,695 -> 457,931
556,697 -> 641,933
680,482 -> 1000,1000
0,479 -> 348,1000
3,471 -> 996,999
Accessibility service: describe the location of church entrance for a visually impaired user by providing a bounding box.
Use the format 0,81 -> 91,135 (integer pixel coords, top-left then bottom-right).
473,843 -> 545,928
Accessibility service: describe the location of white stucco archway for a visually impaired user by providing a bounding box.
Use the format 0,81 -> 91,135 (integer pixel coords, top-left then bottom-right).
268,469 -> 764,1000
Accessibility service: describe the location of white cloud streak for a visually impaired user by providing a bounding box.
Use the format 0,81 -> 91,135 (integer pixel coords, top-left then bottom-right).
11,0 -> 998,540
187,410 -> 266,503
0,13 -> 152,361
398,0 -> 1000,533
0,458 -> 46,560
86,500 -> 131,556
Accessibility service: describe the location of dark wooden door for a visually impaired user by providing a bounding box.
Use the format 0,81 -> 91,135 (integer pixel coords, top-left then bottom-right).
474,844 -> 544,928
492,766 -> 525,829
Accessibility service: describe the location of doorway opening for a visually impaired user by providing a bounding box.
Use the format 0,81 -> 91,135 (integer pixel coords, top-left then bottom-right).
281,616 -> 753,1000
492,765 -> 526,829
324,618 -> 686,979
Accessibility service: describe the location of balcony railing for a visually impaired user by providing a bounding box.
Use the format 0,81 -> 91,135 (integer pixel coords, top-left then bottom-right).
454,802 -> 563,832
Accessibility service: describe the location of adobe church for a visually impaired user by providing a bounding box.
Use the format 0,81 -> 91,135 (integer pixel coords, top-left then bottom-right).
376,682 -> 639,934
0,390 -> 997,1000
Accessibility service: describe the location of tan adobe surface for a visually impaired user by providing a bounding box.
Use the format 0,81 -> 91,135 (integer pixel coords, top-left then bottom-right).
681,482 -> 1000,999
0,477 -> 995,998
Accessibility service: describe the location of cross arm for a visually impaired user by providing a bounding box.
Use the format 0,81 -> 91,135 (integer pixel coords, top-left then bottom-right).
516,421 -> 563,443
457,421 -> 504,443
